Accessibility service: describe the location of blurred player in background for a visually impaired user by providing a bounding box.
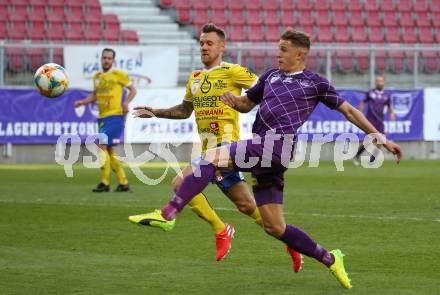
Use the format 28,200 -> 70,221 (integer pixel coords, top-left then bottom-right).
128,23 -> 302,270
136,29 -> 403,289
75,48 -> 137,192
353,74 -> 396,165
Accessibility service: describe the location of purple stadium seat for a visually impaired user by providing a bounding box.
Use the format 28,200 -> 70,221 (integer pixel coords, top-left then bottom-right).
330,0 -> 346,11
399,12 -> 414,27
315,11 -> 331,27
313,0 -> 329,11
352,26 -> 367,43
380,0 -> 395,11
227,10 -> 245,26
245,10 -> 261,26
383,12 -> 399,27
121,29 -> 139,44
368,26 -> 384,43
419,27 -> 434,43
395,0 -> 412,12
262,0 -> 279,11
402,27 -> 418,43
263,10 -> 279,26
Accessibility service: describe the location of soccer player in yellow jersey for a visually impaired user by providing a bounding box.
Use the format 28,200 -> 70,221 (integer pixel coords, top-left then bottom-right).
128,24 -> 302,270
74,48 -> 137,192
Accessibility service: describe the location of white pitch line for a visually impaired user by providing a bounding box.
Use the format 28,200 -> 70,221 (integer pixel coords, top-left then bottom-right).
215,207 -> 440,223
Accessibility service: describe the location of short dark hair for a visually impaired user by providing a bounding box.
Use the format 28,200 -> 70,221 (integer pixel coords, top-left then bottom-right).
281,28 -> 311,50
201,23 -> 226,40
102,48 -> 116,58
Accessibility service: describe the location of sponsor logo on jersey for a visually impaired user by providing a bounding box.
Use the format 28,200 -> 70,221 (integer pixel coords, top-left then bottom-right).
193,95 -> 219,108
298,79 -> 311,87
214,79 -> 227,90
210,121 -> 220,132
283,77 -> 294,84
270,75 -> 280,84
193,71 -> 201,78
191,79 -> 200,95
200,75 -> 212,94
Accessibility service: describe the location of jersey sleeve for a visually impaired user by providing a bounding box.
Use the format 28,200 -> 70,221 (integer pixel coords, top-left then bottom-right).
246,69 -> 275,104
183,72 -> 194,102
363,91 -> 371,102
231,64 -> 257,89
117,70 -> 131,87
317,78 -> 345,109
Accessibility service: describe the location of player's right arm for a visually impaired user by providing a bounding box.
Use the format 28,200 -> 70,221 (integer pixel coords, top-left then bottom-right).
74,92 -> 97,108
221,92 -> 255,113
133,100 -> 194,119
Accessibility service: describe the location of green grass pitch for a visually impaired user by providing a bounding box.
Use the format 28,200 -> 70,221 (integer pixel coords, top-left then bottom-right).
0,161 -> 439,294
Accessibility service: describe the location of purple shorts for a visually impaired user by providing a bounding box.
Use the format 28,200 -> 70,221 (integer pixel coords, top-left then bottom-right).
228,134 -> 296,206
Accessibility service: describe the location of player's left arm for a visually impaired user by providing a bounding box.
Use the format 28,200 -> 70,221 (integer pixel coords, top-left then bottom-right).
221,92 -> 256,113
337,101 -> 402,163
122,83 -> 137,114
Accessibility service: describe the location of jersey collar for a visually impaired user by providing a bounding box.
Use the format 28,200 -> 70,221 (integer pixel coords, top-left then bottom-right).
203,62 -> 224,73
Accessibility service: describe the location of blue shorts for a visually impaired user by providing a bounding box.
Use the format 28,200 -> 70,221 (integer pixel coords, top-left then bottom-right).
191,156 -> 245,192
97,115 -> 124,147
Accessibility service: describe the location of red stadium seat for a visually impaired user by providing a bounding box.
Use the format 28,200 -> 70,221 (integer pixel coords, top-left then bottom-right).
247,25 -> 264,42
349,11 -> 364,27
47,0 -> 65,9
351,26 -> 367,43
65,29 -> 83,43
364,0 -> 379,11
375,50 -> 388,72
174,0 -> 190,10
245,10 -> 261,26
159,0 -> 173,8
395,0 -> 412,12
306,50 -> 320,71
102,14 -> 120,33
66,0 -> 84,16
28,10 -> 45,30
402,27 -> 418,43
263,11 -> 279,26
192,9 -> 209,28
313,0 -> 329,11
354,51 -> 370,73
211,0 -> 225,10
334,25 -> 350,43
368,26 -> 384,43
102,29 -> 120,43
336,50 -> 354,72
27,48 -> 48,70
85,0 -> 101,15
413,0 -> 428,12
46,9 -> 65,26
192,0 -> 208,10
420,51 -> 439,73
315,11 -> 331,27
296,0 -> 313,11
262,0 -> 279,11
384,27 -> 401,43
264,25 -> 279,42
52,48 -> 64,65
121,29 -> 139,44
380,0 -> 395,11
244,49 -> 265,73
330,0 -> 346,11
0,23 -> 7,39
415,12 -> 431,27
227,10 -> 245,26
226,0 -> 243,10
365,11 -> 381,27
419,27 -> 434,43
46,26 -> 64,41
332,11 -> 348,26
29,0 -> 46,7
297,25 -> 314,39
280,10 -> 295,27
388,51 -> 405,73
176,9 -> 190,24
315,26 -> 333,42
433,13 -> 440,28
382,12 -> 399,27
83,28 -> 101,43
210,9 -> 226,27
347,0 -> 362,11
404,51 -> 416,73
7,22 -> 26,41
228,25 -> 246,42
10,3 -> 27,17
298,10 -> 313,26
243,0 -> 261,11
279,0 -> 295,12
84,10 -> 102,26
399,12 -> 414,27
429,1 -> 440,12
26,26 -> 45,41
6,47 -> 25,72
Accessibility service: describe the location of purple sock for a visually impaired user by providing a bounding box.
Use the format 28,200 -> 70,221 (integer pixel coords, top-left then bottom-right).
280,224 -> 335,267
161,161 -> 216,220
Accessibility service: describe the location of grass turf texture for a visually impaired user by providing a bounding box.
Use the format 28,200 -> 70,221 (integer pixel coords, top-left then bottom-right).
0,161 -> 439,294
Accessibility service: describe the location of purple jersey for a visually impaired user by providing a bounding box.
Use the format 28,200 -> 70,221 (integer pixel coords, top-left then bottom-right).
364,89 -> 391,131
246,69 -> 345,137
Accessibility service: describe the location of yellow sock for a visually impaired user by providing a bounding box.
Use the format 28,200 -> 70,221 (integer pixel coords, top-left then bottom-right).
251,208 -> 263,227
109,150 -> 128,185
189,193 -> 226,234
99,150 -> 111,185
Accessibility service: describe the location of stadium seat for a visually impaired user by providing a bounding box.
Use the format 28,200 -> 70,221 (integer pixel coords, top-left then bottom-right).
419,27 -> 434,43
298,11 -> 314,26
46,9 -> 65,26
368,26 -> 384,43
26,48 -> 47,70
396,0 -> 412,12
280,10 -> 295,27
332,11 -> 348,26
384,27 -> 401,43
279,0 -> 295,12
334,26 -> 350,43
316,26 -> 332,42
315,11 -> 331,27
364,0 -> 379,11
262,0 -> 279,11
351,26 -> 367,43
192,9 -> 209,28
6,47 -> 25,72
420,51 -> 439,73
159,0 -> 173,8
28,10 -> 45,30
429,1 -> 440,12
52,48 -> 64,65
264,25 -> 279,42
210,9 -> 227,27
26,26 -> 45,41
247,25 -> 264,42
399,12 -> 414,27
84,10 -> 102,27
102,14 -> 120,33
365,11 -> 381,27
7,22 -> 26,41
45,26 -> 64,42
383,12 -> 399,27
102,29 -> 120,43
432,13 -> 440,28
226,0 -> 243,10
263,10 -> 279,26
227,10 -> 245,25
402,27 -> 418,43
227,25 -> 246,42
347,0 -> 362,11
66,0 -> 84,16
176,9 -> 191,24
349,11 -> 364,27
192,0 -> 208,10
313,0 -> 330,11
413,0 -> 428,12
47,0 -> 65,10
297,0 -> 313,11
335,50 -> 354,72
65,29 -> 83,43
29,0 -> 46,7
306,50 -> 320,71
380,0 -> 395,11
245,49 -> 265,72
330,0 -> 346,11
245,10 -> 261,26
415,12 -> 431,27
243,0 -> 261,11
174,0 -> 190,10
375,50 -> 388,72
0,23 -> 7,39
85,0 -> 101,15
354,51 -> 370,73
388,51 -> 405,73
211,0 -> 225,10
121,29 -> 139,44
83,27 -> 101,43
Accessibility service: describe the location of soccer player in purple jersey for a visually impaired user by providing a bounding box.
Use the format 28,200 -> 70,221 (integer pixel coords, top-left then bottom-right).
353,75 -> 396,165
133,29 -> 403,289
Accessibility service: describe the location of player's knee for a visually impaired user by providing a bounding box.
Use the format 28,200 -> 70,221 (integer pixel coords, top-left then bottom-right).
235,199 -> 256,215
263,223 -> 285,238
171,175 -> 183,193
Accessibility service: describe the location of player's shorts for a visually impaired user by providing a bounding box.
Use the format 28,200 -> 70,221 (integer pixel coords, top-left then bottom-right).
191,156 -> 245,192
228,134 -> 296,206
97,115 -> 124,147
